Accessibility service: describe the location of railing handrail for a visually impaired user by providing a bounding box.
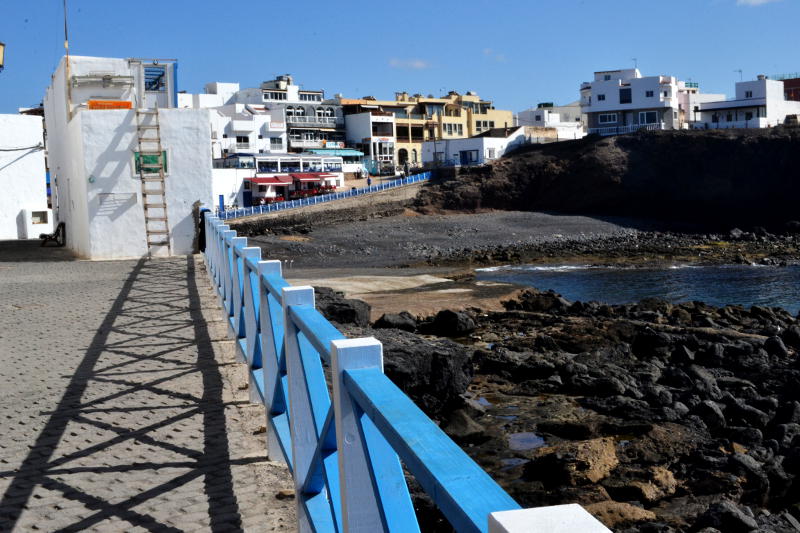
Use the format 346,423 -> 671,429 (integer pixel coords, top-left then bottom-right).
199,200 -> 610,533
217,172 -> 432,220
201,207 -> 521,532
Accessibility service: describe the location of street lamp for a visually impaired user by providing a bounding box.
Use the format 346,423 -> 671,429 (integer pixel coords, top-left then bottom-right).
0,42 -> 5,73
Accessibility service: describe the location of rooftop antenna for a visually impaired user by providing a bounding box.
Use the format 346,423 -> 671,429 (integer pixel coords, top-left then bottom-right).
632,57 -> 638,70
734,69 -> 743,81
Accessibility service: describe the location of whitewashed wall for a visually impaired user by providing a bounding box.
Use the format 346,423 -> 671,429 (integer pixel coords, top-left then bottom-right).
0,115 -> 48,240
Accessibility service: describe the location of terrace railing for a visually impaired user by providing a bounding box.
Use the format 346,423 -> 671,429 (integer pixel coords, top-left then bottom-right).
200,211 -> 611,533
217,172 -> 432,220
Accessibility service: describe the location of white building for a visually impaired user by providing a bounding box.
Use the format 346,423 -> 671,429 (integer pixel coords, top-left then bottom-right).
0,114 -> 51,240
211,153 -> 344,210
44,55 -> 213,259
517,101 -> 586,140
691,75 -> 800,129
181,76 -> 346,154
344,111 -> 396,174
580,69 -> 724,135
421,126 -> 529,166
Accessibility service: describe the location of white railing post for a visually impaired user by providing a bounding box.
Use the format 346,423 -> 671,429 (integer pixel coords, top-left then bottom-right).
228,236 -> 248,345
282,285 -> 317,533
213,223 -> 229,294
330,338 -> 387,533
221,230 -> 237,313
489,505 -> 611,533
240,246 -> 263,403
257,260 -> 286,463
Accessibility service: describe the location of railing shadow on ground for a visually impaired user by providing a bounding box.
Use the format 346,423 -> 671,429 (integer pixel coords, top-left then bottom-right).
0,257 -> 255,532
217,171 -> 432,221
202,210 -> 612,533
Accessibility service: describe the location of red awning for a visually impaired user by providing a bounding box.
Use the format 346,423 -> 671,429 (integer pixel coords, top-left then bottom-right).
290,172 -> 338,182
247,176 -> 292,185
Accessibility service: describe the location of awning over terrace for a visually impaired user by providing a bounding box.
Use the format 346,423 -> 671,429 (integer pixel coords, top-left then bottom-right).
290,173 -> 339,182
247,176 -> 293,185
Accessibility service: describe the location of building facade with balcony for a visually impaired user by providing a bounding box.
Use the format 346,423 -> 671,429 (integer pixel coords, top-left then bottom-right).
206,104 -> 286,158
690,75 -> 800,130
337,90 -> 513,173
580,69 -> 723,136
232,75 -> 346,152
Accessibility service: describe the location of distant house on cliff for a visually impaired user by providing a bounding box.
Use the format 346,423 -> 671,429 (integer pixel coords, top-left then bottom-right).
690,75 -> 800,130
580,68 -> 723,136
420,126 -> 562,167
517,101 -> 586,140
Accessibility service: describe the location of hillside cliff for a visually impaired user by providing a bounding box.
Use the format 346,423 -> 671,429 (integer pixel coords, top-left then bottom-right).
416,128 -> 800,227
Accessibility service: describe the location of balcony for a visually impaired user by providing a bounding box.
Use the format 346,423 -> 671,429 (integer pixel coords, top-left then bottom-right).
588,123 -> 664,136
286,116 -> 341,127
236,143 -> 251,149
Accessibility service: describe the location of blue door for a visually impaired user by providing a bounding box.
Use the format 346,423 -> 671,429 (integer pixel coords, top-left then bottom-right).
242,191 -> 253,207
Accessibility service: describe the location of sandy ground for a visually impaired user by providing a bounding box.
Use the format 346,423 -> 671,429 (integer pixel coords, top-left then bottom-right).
286,267 -> 524,319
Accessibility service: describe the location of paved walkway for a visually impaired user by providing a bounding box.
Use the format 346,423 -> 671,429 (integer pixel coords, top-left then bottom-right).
0,247 -> 294,532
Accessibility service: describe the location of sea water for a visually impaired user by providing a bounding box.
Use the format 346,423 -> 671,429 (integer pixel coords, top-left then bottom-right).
476,264 -> 800,315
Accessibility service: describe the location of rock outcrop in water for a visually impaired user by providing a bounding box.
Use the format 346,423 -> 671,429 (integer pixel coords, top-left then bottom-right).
416,128 -> 800,228
332,288 -> 800,531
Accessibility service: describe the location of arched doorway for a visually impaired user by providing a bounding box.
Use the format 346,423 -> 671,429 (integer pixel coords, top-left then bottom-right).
398,148 -> 408,165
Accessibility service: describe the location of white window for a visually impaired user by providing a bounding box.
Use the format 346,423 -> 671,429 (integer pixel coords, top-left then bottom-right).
486,148 -> 496,159
598,113 -> 617,124
236,135 -> 249,144
270,137 -> 282,149
597,94 -> 606,101
264,91 -> 287,101
457,124 -> 463,136
535,114 -> 542,121
745,90 -> 753,98
604,74 -> 611,81
639,111 -> 659,124
663,91 -> 668,97
645,90 -> 654,97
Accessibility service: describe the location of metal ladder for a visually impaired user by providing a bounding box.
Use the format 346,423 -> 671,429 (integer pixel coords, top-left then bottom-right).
135,108 -> 171,256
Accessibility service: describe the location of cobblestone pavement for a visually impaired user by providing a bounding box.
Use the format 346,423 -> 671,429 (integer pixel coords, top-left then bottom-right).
0,251 -> 295,532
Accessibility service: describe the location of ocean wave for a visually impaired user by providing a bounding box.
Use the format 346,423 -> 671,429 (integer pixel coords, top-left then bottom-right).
476,264 -> 595,273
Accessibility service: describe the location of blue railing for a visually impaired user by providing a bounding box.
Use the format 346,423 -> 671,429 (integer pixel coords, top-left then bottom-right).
201,210 -> 543,533
216,172 -> 432,220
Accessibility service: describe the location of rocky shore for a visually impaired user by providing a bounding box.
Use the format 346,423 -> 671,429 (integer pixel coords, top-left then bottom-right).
316,286 -> 800,532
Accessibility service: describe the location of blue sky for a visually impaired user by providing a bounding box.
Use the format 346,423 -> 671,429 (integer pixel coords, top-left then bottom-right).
0,0 -> 797,114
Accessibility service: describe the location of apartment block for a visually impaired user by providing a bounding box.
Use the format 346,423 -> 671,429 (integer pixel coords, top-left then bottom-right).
580,69 -> 723,136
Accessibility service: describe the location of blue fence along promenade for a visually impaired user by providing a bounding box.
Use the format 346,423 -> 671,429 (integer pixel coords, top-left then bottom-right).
216,171 -> 432,221
201,209 -> 611,533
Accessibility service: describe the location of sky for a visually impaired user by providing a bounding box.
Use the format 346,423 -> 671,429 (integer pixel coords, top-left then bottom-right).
0,0 -> 798,114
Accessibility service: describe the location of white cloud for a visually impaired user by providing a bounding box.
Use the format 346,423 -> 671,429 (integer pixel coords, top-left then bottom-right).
388,58 -> 430,70
482,48 -> 508,63
736,0 -> 782,5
